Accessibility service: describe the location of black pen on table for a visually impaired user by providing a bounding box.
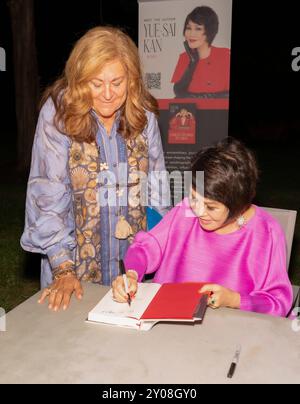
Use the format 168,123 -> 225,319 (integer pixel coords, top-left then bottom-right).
119,259 -> 131,306
227,345 -> 241,379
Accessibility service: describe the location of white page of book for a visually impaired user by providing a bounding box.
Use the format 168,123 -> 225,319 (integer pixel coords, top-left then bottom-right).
88,283 -> 161,325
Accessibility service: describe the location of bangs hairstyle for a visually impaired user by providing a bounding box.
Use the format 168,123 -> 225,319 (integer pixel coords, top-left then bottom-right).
183,6 -> 219,46
41,26 -> 158,143
191,138 -> 259,219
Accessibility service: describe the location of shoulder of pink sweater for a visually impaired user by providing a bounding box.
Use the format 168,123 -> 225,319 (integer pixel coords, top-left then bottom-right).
254,205 -> 286,240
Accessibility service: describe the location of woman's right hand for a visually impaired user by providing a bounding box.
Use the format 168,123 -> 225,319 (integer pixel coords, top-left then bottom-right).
183,40 -> 199,64
112,271 -> 138,303
38,273 -> 83,311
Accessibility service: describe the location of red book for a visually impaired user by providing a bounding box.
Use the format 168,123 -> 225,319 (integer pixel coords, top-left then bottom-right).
141,283 -> 207,320
87,282 -> 209,331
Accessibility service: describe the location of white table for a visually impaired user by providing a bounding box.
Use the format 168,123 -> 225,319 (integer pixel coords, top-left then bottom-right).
0,283 -> 300,384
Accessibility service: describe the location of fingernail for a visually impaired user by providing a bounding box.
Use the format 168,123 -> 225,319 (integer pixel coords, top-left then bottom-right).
63,305 -> 67,310
48,305 -> 52,309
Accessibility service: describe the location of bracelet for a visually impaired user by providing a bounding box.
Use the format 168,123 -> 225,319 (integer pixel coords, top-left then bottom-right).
54,269 -> 76,280
53,263 -> 76,280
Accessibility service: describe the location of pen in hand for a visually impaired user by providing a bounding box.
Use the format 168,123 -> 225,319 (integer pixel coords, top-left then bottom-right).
227,345 -> 241,379
119,259 -> 131,306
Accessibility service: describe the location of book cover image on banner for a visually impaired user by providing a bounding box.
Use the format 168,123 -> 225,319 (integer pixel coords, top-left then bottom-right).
139,0 -> 232,200
168,103 -> 197,145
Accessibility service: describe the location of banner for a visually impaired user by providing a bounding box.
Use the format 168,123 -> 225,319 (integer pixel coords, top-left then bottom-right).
138,0 -> 232,201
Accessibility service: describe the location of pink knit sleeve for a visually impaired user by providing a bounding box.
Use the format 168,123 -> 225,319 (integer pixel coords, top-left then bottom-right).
124,205 -> 181,281
240,227 -> 293,317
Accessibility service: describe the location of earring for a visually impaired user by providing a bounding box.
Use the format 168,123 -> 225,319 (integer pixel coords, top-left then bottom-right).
236,215 -> 246,228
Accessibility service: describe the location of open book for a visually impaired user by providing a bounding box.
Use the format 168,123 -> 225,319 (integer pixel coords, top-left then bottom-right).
87,282 -> 208,331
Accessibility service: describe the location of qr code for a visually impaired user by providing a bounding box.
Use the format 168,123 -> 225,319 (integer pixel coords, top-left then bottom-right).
145,73 -> 161,90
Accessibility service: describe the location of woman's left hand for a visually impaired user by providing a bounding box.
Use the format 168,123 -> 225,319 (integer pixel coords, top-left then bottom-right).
199,284 -> 241,310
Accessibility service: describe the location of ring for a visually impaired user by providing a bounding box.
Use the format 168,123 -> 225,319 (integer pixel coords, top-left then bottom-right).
209,295 -> 216,306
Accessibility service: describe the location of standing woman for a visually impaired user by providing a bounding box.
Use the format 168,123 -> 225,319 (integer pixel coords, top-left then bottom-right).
21,27 -> 169,311
172,6 -> 230,98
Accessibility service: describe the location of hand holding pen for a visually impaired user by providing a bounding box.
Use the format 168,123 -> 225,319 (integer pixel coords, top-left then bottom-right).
111,260 -> 138,304
120,260 -> 132,306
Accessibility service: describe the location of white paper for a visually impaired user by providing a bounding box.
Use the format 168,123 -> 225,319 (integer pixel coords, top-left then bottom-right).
87,283 -> 161,328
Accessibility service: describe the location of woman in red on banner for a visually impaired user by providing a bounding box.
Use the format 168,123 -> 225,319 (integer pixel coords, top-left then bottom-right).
171,6 -> 230,99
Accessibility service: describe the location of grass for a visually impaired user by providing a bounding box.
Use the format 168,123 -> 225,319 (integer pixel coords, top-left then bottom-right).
0,180 -> 40,312
0,137 -> 299,312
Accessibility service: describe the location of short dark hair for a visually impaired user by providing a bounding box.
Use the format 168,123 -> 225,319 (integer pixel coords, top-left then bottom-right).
183,6 -> 219,46
191,138 -> 259,219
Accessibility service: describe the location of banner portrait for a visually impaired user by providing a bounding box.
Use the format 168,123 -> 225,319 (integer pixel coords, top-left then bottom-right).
139,0 -> 233,201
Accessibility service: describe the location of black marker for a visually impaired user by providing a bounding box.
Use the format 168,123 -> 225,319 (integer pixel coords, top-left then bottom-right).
227,345 -> 241,379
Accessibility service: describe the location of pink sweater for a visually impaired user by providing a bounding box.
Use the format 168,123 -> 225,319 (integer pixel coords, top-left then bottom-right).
125,198 -> 293,317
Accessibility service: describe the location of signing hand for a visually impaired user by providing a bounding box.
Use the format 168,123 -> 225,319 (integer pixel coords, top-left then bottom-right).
200,284 -> 241,310
112,270 -> 138,303
38,273 -> 83,311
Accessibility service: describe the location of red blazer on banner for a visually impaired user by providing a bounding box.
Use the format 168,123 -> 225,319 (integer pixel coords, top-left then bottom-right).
171,46 -> 230,94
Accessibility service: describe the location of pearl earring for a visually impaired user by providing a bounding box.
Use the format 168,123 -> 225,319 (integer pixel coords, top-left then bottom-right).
236,215 -> 246,228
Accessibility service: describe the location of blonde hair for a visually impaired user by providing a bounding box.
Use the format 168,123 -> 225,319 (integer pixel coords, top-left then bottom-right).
41,26 -> 158,142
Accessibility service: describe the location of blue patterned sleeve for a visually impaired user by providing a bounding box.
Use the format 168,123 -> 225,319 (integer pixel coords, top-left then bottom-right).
20,98 -> 76,271
145,111 -> 171,216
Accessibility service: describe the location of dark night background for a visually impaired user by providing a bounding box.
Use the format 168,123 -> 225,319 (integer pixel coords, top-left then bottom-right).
0,0 -> 300,309
1,0 -> 300,152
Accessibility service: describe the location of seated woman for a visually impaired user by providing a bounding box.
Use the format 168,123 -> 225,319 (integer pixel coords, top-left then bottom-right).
112,138 -> 293,317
